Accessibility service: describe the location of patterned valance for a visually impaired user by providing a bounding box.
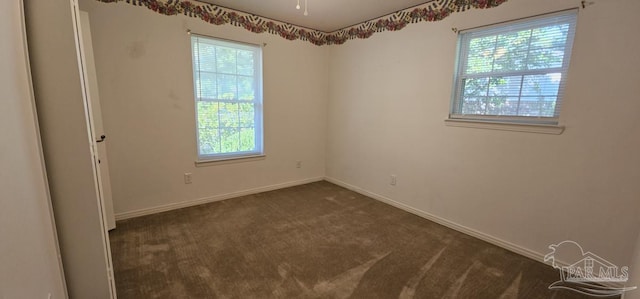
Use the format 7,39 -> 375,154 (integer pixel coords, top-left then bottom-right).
96,0 -> 508,46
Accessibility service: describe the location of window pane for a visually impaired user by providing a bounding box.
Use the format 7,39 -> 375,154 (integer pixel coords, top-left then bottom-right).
488,76 -> 522,97
521,74 -> 561,97
493,30 -> 531,72
220,128 -> 240,153
465,36 -> 496,74
502,97 -> 521,116
496,30 -> 531,52
463,78 -> 489,97
197,101 -> 219,129
461,97 -> 485,115
219,102 -> 239,128
517,97 -> 542,116
540,97 -> 558,117
237,50 -> 254,76
240,128 -> 255,151
527,47 -> 565,69
196,72 -> 217,99
198,127 -> 220,155
531,25 -> 569,49
197,43 -> 217,72
216,47 -> 236,74
493,50 -> 528,72
239,103 -> 255,127
217,74 -> 237,100
486,97 -> 509,115
238,76 -> 255,101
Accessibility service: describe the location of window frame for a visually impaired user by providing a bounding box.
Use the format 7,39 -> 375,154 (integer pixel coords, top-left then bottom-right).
190,34 -> 264,163
449,9 -> 578,127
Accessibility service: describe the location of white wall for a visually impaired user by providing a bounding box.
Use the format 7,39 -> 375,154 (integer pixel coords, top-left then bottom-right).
80,0 -> 329,216
327,0 -> 640,267
0,0 -> 66,298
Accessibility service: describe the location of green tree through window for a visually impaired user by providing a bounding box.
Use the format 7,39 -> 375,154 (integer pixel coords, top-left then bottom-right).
192,36 -> 263,160
452,10 -> 577,124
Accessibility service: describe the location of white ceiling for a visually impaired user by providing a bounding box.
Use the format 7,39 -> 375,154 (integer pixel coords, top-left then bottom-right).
199,0 -> 431,32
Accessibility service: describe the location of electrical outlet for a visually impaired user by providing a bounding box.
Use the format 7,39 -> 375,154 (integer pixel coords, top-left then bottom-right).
390,175 -> 397,186
184,173 -> 192,184
296,161 -> 302,168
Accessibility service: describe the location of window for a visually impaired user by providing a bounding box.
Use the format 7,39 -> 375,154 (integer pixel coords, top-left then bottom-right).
191,35 -> 263,161
451,10 -> 577,125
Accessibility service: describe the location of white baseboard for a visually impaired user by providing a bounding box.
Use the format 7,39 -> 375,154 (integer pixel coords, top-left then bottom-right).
114,176 -> 324,221
114,175 -> 561,268
324,176 -> 552,266
114,175 -> 628,289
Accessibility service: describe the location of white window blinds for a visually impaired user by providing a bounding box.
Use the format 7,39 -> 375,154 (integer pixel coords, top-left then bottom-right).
451,10 -> 578,124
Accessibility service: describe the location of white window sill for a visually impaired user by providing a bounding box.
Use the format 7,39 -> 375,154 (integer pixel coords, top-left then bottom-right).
444,119 -> 565,135
195,154 -> 266,167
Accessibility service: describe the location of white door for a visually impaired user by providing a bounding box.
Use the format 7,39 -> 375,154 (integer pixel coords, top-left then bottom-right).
79,11 -> 116,230
73,6 -> 118,297
26,0 -> 117,297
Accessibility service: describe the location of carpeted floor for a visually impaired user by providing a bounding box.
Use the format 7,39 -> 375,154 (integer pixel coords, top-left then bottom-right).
110,181 -> 594,298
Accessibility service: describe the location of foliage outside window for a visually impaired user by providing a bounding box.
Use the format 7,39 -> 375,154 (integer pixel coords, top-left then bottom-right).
191,35 -> 263,161
451,10 -> 578,125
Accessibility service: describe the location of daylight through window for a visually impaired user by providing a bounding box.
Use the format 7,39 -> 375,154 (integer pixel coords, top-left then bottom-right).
451,10 -> 578,125
191,35 -> 263,161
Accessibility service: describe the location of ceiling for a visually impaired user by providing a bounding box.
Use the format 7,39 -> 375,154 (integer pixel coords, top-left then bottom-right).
199,0 -> 431,32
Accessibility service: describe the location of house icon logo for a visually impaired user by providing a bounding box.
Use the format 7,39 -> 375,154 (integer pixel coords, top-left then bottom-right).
544,240 -> 637,297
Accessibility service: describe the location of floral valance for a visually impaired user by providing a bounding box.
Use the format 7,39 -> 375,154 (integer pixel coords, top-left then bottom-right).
96,0 -> 508,46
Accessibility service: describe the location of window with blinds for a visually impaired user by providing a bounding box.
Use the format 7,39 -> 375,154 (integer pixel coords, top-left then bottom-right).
191,35 -> 263,161
451,10 -> 578,125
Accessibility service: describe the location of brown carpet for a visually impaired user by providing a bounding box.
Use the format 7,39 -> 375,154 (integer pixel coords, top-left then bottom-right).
110,181 -> 595,298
